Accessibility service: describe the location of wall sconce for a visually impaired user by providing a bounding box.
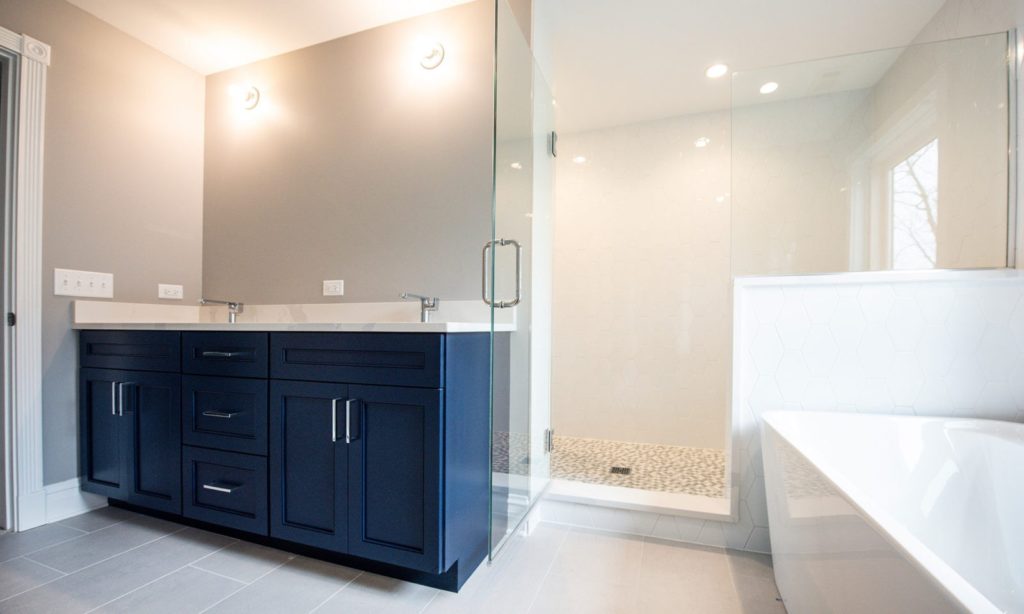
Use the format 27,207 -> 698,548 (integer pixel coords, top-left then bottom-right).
242,86 -> 260,110
420,42 -> 445,69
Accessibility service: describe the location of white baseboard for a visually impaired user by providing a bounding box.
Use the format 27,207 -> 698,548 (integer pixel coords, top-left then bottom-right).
44,478 -> 106,524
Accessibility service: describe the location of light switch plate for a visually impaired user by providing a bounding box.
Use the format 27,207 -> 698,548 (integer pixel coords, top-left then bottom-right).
54,268 -> 114,298
323,280 -> 344,296
158,284 -> 184,300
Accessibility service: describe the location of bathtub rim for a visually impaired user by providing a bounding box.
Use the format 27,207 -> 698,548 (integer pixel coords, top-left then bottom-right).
761,410 -> 1003,614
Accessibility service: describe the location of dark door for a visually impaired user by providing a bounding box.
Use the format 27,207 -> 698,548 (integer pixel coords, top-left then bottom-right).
122,371 -> 181,514
80,368 -> 129,499
347,385 -> 443,572
269,380 -> 349,552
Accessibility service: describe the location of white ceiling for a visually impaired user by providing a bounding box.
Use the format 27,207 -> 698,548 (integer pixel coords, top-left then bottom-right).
535,0 -> 951,132
66,0 -> 475,75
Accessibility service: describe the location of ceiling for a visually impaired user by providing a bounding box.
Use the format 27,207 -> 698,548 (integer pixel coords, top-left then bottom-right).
66,0 -> 475,75
534,0 -> 951,132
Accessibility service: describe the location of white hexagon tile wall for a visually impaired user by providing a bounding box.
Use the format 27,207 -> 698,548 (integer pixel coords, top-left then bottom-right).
539,269 -> 1024,554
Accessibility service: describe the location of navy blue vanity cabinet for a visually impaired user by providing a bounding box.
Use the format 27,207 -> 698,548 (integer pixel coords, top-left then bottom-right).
269,380 -> 350,551
80,368 -> 182,514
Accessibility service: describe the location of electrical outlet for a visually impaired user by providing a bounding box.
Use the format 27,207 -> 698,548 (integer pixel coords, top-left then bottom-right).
54,268 -> 113,298
323,280 -> 344,296
158,284 -> 184,300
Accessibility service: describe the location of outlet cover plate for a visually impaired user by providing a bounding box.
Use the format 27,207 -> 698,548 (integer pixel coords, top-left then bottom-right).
323,280 -> 344,296
158,284 -> 184,300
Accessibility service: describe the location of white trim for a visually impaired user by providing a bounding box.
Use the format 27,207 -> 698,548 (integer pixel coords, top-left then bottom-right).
43,477 -> 106,524
1,25 -> 49,532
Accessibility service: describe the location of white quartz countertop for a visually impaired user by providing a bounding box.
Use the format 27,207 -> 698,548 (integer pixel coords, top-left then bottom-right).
73,321 -> 505,333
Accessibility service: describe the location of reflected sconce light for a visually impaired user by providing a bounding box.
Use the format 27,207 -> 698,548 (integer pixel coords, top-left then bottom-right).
241,86 -> 260,110
420,42 -> 445,69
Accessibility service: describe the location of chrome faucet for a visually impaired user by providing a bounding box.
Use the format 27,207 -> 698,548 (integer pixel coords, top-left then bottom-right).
200,298 -> 244,324
401,293 -> 439,323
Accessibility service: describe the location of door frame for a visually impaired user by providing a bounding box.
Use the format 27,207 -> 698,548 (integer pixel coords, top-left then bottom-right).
0,25 -> 50,531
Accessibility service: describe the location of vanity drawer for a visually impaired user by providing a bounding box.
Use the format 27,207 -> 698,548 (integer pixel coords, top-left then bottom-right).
270,333 -> 444,388
182,376 -> 268,456
183,332 -> 269,378
79,331 -> 180,372
183,446 -> 268,535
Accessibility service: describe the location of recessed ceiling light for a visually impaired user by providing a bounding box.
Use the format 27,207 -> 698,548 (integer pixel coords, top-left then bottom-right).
420,42 -> 445,69
694,137 -> 711,148
572,155 -> 587,164
759,81 -> 779,94
705,63 -> 729,79
510,162 -> 523,170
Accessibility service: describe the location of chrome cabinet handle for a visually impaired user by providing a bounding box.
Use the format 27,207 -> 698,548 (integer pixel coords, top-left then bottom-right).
110,381 -> 118,416
202,483 -> 235,494
345,399 -> 355,444
481,238 -> 522,308
331,398 -> 342,443
201,350 -> 245,358
202,410 -> 239,419
117,382 -> 134,417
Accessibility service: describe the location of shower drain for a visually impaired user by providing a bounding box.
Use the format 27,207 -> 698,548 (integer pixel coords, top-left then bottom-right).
609,466 -> 632,475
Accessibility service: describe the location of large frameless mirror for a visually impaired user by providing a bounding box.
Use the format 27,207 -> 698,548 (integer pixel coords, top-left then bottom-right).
732,31 -> 1013,276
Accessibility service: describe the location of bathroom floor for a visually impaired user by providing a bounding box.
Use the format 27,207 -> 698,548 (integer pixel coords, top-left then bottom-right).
0,507 -> 785,613
552,436 -> 727,498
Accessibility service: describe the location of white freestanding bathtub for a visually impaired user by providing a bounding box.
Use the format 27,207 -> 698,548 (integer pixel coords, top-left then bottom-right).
761,411 -> 1023,614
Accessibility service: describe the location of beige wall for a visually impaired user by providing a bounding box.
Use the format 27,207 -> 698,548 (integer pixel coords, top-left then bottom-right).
202,1 -> 494,304
0,0 -> 205,484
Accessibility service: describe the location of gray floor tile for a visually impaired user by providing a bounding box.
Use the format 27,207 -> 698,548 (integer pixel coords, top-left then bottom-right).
0,522 -> 87,563
205,556 -> 360,614
25,513 -> 182,573
316,571 -> 438,613
546,527 -> 644,588
0,527 -> 235,614
57,506 -> 135,533
191,540 -> 293,583
94,565 -> 245,614
0,557 -> 65,600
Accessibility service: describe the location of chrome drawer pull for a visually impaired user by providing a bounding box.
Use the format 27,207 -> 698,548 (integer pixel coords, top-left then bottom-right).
202,483 -> 235,494
202,410 -> 240,419
345,399 -> 355,444
117,382 -> 134,417
201,350 -> 246,358
110,381 -> 117,416
330,398 -> 342,442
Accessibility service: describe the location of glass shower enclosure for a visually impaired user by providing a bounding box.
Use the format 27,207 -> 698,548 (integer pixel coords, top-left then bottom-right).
488,0 -> 554,557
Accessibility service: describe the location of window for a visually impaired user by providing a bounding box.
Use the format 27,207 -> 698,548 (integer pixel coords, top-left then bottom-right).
890,139 -> 939,269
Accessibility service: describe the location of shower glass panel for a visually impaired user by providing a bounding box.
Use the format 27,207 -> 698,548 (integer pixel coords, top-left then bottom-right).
489,0 -> 553,557
731,32 -> 1013,275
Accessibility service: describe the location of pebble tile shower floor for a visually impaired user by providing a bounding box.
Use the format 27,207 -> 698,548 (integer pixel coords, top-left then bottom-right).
552,436 -> 727,498
0,507 -> 785,613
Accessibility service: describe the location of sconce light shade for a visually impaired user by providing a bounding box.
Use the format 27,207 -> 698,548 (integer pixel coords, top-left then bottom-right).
420,43 -> 445,69
243,86 -> 260,110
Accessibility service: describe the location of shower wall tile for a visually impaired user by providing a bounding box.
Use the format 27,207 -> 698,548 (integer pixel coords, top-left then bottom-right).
541,270 -> 1024,555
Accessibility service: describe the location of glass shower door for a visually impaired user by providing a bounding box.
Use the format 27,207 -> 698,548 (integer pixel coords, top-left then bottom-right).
489,0 -> 553,557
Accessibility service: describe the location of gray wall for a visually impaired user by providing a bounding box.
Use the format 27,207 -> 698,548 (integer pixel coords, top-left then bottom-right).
0,0 -> 206,484
202,0 -> 494,304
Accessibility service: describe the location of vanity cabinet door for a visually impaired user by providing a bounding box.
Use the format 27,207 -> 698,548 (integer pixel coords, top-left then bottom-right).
80,369 -> 130,500
347,385 -> 443,573
122,371 -> 182,514
269,380 -> 350,552
79,368 -> 181,514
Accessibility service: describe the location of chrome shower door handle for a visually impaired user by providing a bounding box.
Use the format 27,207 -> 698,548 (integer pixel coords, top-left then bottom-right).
481,240 -> 496,306
482,238 -> 522,308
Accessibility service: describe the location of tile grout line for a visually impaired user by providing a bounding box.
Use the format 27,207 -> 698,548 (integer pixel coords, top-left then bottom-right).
305,570 -> 364,614
0,525 -> 93,565
523,524 -> 572,613
82,536 -> 242,613
417,591 -> 440,614
0,527 -> 189,604
16,556 -> 69,576
188,563 -> 256,585
196,553 -> 297,613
